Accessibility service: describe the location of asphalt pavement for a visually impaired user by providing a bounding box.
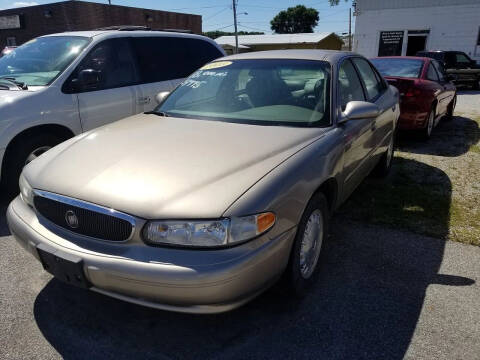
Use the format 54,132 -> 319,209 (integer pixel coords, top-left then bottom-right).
1,198 -> 479,359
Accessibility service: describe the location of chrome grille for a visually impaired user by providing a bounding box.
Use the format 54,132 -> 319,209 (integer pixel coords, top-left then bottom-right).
33,191 -> 134,242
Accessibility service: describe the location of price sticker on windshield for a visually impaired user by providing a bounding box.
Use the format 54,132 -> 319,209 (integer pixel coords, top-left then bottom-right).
201,61 -> 232,70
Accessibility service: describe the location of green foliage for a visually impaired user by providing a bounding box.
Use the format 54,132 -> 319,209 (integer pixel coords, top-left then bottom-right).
203,31 -> 264,39
270,5 -> 319,34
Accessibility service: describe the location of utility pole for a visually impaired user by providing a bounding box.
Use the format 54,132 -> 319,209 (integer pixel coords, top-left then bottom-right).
233,0 -> 239,54
348,7 -> 352,51
108,0 -> 111,5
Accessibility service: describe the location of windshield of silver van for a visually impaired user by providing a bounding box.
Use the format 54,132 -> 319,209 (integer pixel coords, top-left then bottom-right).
0,36 -> 90,87
157,59 -> 331,127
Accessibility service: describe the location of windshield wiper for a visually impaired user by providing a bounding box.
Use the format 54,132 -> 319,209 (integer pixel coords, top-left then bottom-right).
145,110 -> 169,117
0,76 -> 27,90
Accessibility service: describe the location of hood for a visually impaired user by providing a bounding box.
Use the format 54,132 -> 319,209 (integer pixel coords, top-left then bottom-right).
25,114 -> 325,219
0,87 -> 42,107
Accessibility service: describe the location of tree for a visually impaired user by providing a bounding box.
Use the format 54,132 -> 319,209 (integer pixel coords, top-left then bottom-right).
270,5 -> 319,34
328,0 -> 349,5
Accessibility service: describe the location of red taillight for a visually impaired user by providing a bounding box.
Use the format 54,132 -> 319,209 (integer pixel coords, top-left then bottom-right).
404,88 -> 422,97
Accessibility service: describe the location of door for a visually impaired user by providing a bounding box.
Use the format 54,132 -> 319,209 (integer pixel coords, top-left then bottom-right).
69,38 -> 143,131
351,57 -> 394,158
406,36 -> 427,56
131,36 -> 224,112
338,58 -> 375,201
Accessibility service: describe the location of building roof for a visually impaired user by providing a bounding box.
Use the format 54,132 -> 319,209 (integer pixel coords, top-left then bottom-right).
215,32 -> 340,47
221,49 -> 354,63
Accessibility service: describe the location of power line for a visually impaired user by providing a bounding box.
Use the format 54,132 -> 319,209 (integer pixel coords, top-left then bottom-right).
204,7 -> 230,22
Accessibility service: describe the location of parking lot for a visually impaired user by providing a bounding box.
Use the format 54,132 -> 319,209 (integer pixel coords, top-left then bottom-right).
0,92 -> 479,360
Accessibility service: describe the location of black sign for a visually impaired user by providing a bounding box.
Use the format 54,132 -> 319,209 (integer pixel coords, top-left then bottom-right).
378,31 -> 404,57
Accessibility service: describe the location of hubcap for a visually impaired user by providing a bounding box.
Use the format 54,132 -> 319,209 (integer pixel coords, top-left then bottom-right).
386,137 -> 394,167
299,209 -> 324,279
25,146 -> 51,165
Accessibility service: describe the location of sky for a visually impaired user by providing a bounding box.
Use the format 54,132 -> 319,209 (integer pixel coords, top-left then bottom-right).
1,0 -> 355,35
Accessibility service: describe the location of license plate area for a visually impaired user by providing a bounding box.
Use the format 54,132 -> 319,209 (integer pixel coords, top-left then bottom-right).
36,243 -> 91,289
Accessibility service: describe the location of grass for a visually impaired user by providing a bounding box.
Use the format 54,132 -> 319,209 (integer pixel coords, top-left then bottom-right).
338,115 -> 480,246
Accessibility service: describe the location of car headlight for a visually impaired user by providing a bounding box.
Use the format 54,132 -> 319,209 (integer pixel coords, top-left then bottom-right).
143,212 -> 276,248
19,173 -> 34,207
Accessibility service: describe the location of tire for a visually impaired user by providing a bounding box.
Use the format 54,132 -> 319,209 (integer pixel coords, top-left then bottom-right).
284,192 -> 329,297
1,133 -> 63,197
473,80 -> 480,91
372,132 -> 394,178
422,106 -> 436,140
445,95 -> 456,120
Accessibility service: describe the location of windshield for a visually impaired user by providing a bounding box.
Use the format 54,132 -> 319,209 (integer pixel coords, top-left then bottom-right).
371,58 -> 424,78
0,36 -> 90,86
157,59 -> 331,127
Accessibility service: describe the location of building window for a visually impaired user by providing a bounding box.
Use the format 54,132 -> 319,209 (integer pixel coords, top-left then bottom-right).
6,37 -> 16,46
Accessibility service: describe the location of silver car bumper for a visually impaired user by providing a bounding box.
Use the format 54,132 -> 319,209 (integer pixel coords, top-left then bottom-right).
7,196 -> 295,314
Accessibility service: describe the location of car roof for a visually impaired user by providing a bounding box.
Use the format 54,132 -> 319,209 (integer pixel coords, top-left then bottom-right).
221,49 -> 357,63
371,56 -> 428,61
41,30 -> 215,42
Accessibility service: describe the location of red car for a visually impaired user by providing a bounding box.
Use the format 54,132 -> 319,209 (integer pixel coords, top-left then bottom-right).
371,56 -> 456,139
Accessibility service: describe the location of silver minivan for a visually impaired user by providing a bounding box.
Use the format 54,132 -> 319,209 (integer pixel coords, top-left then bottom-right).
0,29 -> 224,194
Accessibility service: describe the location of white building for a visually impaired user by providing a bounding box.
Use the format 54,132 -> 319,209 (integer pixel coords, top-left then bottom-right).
354,0 -> 480,62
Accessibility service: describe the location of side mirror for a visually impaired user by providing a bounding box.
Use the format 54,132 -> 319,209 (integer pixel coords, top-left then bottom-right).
155,91 -> 170,105
76,69 -> 100,90
341,101 -> 380,121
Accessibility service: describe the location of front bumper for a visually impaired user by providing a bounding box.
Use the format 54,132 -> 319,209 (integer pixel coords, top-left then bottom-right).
7,196 -> 295,314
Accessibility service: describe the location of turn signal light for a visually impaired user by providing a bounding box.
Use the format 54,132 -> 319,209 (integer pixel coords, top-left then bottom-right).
257,212 -> 276,233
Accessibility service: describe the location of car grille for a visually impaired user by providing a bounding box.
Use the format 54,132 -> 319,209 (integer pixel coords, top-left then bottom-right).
34,193 -> 133,242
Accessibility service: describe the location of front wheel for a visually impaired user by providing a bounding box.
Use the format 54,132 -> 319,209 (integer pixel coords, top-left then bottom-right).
284,193 -> 329,297
445,95 -> 456,120
1,133 -> 63,197
473,80 -> 480,91
422,106 -> 435,140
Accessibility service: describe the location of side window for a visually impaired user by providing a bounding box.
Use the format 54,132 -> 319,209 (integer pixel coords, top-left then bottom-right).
132,37 -> 223,84
445,52 -> 455,67
455,53 -> 471,64
74,38 -> 137,91
338,59 -> 365,111
351,58 -> 383,101
426,63 -> 439,82
431,60 -> 446,82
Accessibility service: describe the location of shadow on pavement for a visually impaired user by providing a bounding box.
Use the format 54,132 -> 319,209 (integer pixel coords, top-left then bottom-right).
340,158 -> 452,240
456,90 -> 480,95
397,115 -> 479,157
0,198 -> 11,237
32,157 -> 474,359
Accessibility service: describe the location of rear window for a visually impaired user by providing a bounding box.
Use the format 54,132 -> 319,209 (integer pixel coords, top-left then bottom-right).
371,58 -> 424,78
417,52 -> 444,61
132,36 -> 223,83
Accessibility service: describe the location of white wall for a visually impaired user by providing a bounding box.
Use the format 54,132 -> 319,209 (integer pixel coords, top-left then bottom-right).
354,3 -> 480,61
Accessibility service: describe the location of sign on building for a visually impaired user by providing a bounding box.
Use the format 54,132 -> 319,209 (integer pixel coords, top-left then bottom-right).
378,31 -> 404,56
0,15 -> 21,30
